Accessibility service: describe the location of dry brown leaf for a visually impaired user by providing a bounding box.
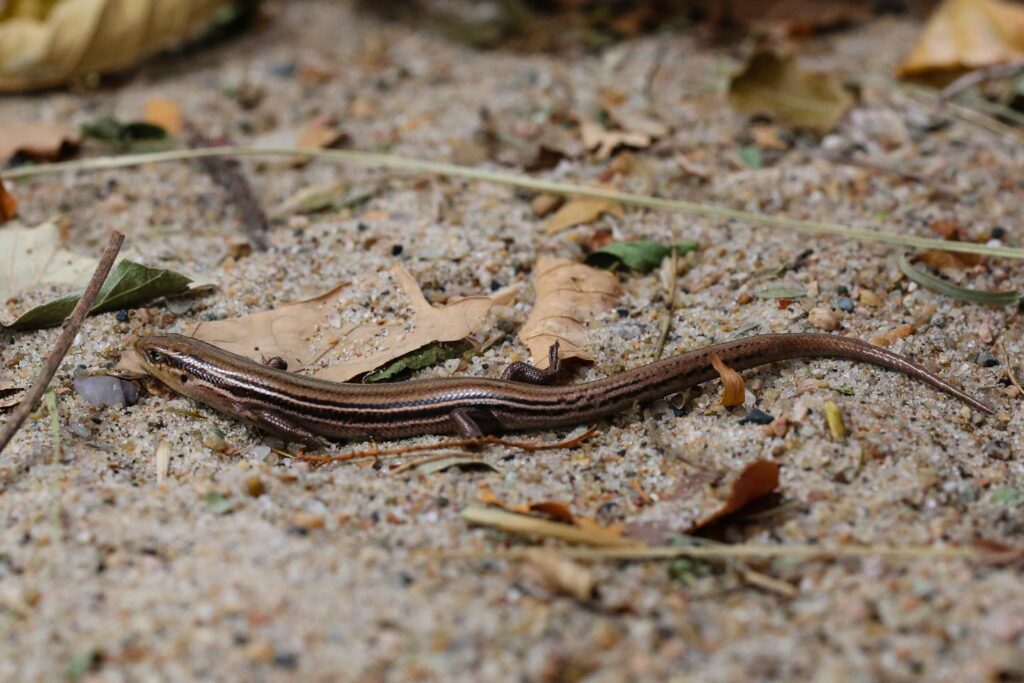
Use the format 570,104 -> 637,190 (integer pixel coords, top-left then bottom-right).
0,181 -> 17,222
296,114 -> 346,149
710,352 -> 746,407
462,507 -> 638,548
692,460 -> 780,531
728,50 -> 854,134
870,324 -> 917,348
606,107 -> 668,139
544,196 -> 624,234
898,0 -> 1024,80
478,487 -> 624,535
0,0 -> 233,92
183,265 -> 518,382
143,96 -> 183,135
521,549 -> 596,602
579,118 -> 651,160
518,257 -> 619,368
916,249 -> 983,270
0,121 -> 79,161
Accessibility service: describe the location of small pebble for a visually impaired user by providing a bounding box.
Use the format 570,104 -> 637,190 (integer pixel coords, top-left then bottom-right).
808,307 -> 840,331
245,476 -> 266,497
858,290 -> 881,307
836,296 -> 855,313
272,652 -> 299,670
982,439 -> 1012,460
202,430 -> 228,452
115,310 -> 130,323
975,350 -> 999,368
68,422 -> 93,438
391,244 -> 404,256
250,445 -> 272,461
739,409 -> 774,425
74,374 -> 138,407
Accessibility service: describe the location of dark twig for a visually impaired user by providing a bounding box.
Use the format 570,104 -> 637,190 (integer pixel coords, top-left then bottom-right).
191,133 -> 269,250
0,231 -> 124,455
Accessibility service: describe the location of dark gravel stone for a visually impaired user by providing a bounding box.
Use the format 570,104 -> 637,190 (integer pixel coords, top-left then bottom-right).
739,409 -> 774,425
836,296 -> 855,313
975,350 -> 999,367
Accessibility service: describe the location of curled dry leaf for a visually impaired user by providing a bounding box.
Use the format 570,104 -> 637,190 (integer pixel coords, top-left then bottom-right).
0,121 -> 79,161
186,264 -> 518,382
0,181 -> 16,222
0,219 -> 98,306
710,352 -> 746,407
521,549 -> 596,602
0,0 -> 234,92
692,460 -> 780,531
728,50 -> 854,134
296,114 -> 347,150
916,249 -> 982,270
870,324 -> 916,347
518,257 -> 619,368
544,196 -> 624,234
579,118 -> 652,160
143,97 -> 183,136
898,0 -> 1024,80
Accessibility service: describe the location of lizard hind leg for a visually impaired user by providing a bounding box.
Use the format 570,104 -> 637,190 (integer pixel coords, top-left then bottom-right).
450,407 -> 501,440
250,408 -> 328,449
501,341 -> 561,385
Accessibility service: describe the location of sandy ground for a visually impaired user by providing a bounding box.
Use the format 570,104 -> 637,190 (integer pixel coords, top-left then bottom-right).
1,2 -> 1023,681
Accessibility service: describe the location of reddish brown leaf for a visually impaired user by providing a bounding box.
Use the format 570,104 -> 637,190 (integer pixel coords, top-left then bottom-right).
711,352 -> 746,407
0,181 -> 16,223
691,460 -> 781,531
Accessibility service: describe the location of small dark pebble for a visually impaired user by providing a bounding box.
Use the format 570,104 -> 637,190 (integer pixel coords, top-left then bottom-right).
286,527 -> 309,537
982,439 -> 1012,460
490,280 -> 503,292
232,633 -> 250,646
837,285 -> 850,296
739,409 -> 774,425
269,62 -> 296,78
357,222 -> 369,232
399,571 -> 415,586
370,510 -> 381,523
391,244 -> 404,256
991,226 -> 1006,240
616,307 -> 629,318
435,496 -> 449,508
616,448 -> 626,457
115,310 -> 130,323
975,350 -> 999,368
836,296 -> 855,313
273,652 -> 299,670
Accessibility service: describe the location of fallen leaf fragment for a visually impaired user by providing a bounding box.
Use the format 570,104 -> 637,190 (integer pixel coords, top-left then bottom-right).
521,549 -> 596,601
0,218 -> 98,304
916,249 -> 982,270
585,239 -> 698,273
297,114 -> 346,149
143,97 -> 183,135
710,353 -> 746,407
692,460 -> 780,531
0,0 -> 235,92
870,324 -> 916,347
518,257 -> 619,368
187,264 -> 517,382
0,181 -> 16,222
898,0 -> 1024,80
579,118 -> 651,160
728,50 -> 854,133
0,122 -> 79,161
544,196 -> 624,234
461,507 -> 639,548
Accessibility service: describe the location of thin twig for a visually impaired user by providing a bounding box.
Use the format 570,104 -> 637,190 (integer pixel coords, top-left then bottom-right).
941,60 -> 1024,99
999,340 -> 1024,399
0,231 -> 124,455
190,133 -> 269,250
286,425 -> 599,466
3,147 -> 1023,260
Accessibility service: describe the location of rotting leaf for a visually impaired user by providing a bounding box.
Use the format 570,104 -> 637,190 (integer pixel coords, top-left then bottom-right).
363,341 -> 468,383
6,259 -> 192,330
0,121 -> 80,161
755,282 -> 807,299
898,0 -> 1024,81
518,257 -> 619,368
585,240 -> 698,273
0,0 -> 235,92
544,196 -> 624,235
184,264 -> 518,382
728,50 -> 854,133
710,353 -> 745,408
521,549 -> 597,602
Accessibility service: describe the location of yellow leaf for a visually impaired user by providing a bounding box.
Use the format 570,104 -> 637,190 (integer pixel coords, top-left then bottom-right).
184,265 -> 519,382
517,257 -> 619,368
544,197 -> 624,234
824,400 -> 847,441
898,0 -> 1024,79
728,50 -> 854,134
0,0 -> 234,92
710,352 -> 745,407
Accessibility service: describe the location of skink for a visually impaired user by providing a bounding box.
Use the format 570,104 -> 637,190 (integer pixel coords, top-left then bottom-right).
135,333 -> 993,444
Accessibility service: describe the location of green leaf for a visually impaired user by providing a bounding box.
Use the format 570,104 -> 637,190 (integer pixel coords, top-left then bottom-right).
737,145 -> 763,169
898,253 -> 1021,306
754,282 -> 807,299
585,240 -> 699,273
205,492 -> 233,515
990,488 -> 1024,506
81,116 -> 172,152
8,259 -> 192,330
363,341 -> 468,383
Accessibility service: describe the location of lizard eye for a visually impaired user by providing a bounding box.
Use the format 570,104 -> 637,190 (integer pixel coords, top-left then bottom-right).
146,349 -> 165,364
